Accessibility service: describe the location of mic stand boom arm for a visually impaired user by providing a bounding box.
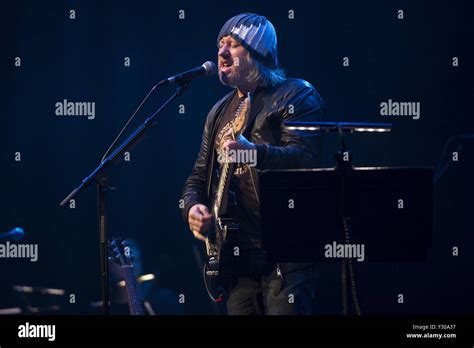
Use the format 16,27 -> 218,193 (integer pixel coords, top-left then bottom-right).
59,81 -> 190,315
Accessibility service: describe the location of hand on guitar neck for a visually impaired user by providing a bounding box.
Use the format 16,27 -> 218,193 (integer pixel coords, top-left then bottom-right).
222,133 -> 257,155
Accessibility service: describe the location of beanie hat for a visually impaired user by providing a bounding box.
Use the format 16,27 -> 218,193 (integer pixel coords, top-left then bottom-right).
217,13 -> 279,69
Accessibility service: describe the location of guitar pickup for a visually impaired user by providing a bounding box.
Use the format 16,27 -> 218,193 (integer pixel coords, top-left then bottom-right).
219,218 -> 239,231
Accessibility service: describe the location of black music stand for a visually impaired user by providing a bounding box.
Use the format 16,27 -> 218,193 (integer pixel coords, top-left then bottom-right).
259,122 -> 433,315
259,167 -> 432,262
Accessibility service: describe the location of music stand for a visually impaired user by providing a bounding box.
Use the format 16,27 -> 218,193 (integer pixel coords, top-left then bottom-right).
259,122 -> 433,315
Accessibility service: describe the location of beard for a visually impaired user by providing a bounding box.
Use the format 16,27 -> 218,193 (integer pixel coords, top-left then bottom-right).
218,54 -> 253,88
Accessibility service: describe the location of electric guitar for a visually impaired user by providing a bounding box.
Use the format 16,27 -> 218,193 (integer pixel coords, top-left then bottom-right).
204,92 -> 252,302
109,238 -> 144,315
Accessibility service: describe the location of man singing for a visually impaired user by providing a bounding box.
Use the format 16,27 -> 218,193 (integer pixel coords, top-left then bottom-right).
181,13 -> 325,315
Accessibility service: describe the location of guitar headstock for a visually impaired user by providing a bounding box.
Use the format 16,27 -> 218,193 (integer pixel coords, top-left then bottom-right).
233,92 -> 252,135
109,238 -> 133,267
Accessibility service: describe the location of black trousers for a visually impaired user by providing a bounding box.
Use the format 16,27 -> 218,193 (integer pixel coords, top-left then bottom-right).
226,251 -> 317,315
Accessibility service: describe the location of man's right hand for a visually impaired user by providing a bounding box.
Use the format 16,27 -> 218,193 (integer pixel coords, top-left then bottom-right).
188,204 -> 213,242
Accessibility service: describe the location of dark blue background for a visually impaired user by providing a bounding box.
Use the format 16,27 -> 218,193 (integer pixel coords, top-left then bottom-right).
1,0 -> 473,315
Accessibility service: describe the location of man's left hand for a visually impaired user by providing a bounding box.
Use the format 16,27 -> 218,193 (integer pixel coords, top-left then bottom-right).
223,134 -> 256,153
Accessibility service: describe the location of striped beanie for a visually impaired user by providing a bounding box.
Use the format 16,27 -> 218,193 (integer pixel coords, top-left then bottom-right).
217,13 -> 279,69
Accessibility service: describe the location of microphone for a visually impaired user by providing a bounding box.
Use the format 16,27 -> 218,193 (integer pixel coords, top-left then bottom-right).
157,61 -> 216,87
0,227 -> 25,241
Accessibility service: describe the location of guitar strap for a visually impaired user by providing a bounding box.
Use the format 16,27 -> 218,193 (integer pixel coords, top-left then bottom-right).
242,85 -> 266,139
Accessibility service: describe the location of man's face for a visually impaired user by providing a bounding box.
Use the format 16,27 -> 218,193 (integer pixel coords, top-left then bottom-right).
218,35 -> 250,88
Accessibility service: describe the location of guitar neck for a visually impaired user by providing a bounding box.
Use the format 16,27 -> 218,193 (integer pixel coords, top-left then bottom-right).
213,95 -> 250,223
121,266 -> 144,315
213,159 -> 236,218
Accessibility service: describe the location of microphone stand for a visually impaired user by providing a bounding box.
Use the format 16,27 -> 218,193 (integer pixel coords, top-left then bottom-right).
59,81 -> 190,315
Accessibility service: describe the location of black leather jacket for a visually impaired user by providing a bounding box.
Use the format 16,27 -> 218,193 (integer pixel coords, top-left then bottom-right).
181,78 -> 325,221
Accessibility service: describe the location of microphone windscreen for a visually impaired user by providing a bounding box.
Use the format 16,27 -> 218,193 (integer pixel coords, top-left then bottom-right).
202,61 -> 217,76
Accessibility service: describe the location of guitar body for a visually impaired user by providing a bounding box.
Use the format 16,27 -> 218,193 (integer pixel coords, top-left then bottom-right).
203,93 -> 252,303
204,216 -> 238,302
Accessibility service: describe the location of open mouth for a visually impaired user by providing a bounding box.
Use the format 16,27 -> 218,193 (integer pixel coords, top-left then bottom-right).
220,61 -> 233,73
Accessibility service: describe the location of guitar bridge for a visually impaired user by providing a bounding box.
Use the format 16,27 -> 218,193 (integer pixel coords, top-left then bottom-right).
219,217 -> 239,231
